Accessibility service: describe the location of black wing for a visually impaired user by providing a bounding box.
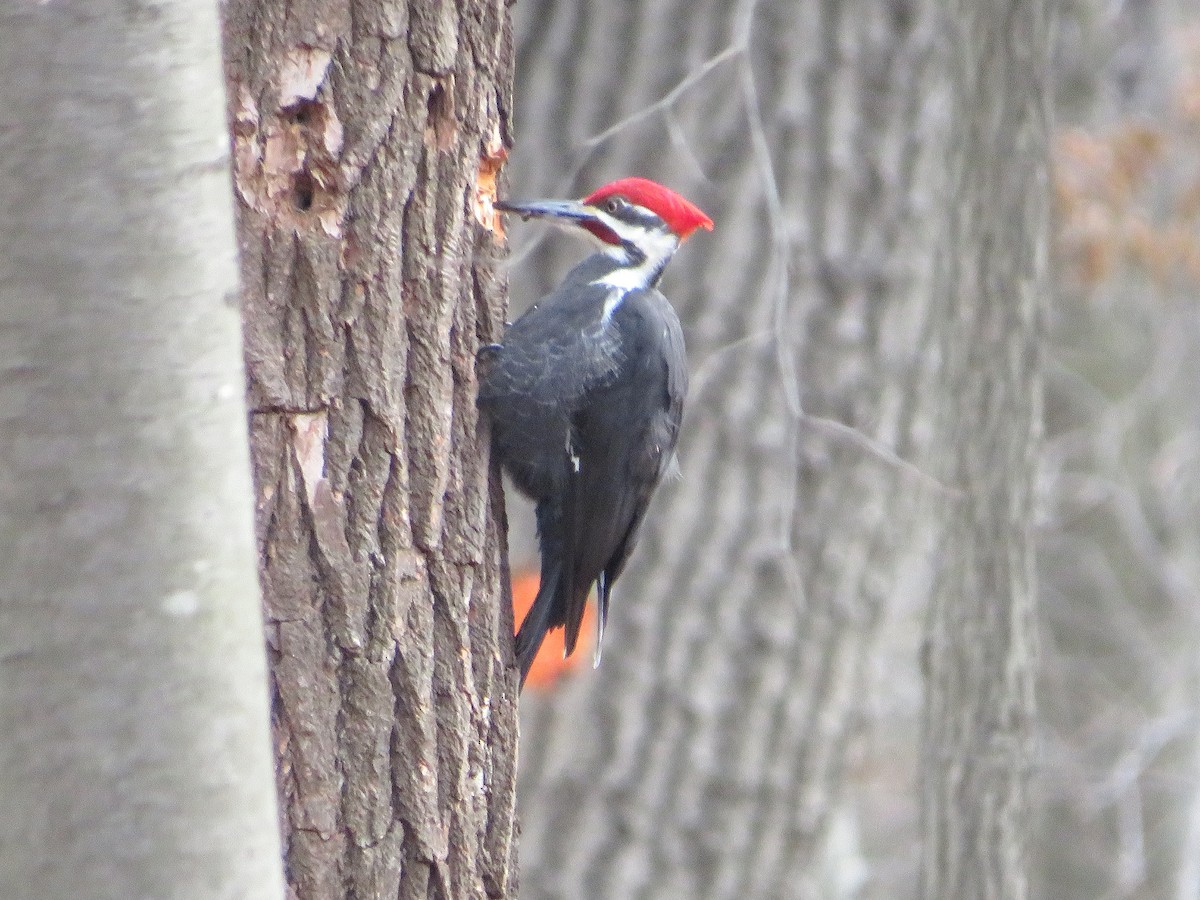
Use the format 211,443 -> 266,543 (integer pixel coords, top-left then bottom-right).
477,278 -> 623,501
558,288 -> 687,659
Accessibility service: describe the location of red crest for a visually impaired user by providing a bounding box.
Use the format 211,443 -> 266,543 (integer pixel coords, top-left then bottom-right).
584,177 -> 714,238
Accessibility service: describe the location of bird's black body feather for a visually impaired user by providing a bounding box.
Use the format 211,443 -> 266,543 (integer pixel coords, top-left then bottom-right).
478,252 -> 687,684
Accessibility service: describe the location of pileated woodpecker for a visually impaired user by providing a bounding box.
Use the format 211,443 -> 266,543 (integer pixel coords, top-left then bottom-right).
478,177 -> 713,686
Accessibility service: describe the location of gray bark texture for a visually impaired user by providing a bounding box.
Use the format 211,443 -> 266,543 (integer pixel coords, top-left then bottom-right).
506,1 -> 946,898
1038,2 -> 1200,897
504,0 -> 1050,897
0,1 -> 284,898
220,0 -> 519,896
917,1 -> 1051,898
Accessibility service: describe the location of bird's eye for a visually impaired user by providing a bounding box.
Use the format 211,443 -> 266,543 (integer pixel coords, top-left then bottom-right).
605,197 -> 623,214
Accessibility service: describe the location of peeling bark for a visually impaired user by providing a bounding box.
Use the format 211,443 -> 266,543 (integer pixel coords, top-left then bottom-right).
221,1 -> 519,896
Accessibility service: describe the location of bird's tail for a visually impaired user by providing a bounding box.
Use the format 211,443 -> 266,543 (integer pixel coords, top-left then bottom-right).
515,563 -> 560,688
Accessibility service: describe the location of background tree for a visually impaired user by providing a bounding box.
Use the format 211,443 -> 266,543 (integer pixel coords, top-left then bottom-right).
0,1 -> 283,897
917,0 -> 1050,896
507,1 -> 960,897
505,0 -> 1051,897
506,1 -> 1200,898
1038,1 -> 1200,896
221,0 -> 519,895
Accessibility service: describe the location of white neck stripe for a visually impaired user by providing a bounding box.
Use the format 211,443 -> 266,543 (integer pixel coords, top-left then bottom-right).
589,220 -> 679,294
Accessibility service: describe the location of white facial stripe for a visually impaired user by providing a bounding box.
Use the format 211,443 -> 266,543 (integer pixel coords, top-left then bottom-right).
596,261 -> 654,294
590,206 -> 678,250
589,206 -> 680,303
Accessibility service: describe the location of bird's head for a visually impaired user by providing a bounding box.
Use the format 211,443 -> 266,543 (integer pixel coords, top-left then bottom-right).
496,178 -> 713,265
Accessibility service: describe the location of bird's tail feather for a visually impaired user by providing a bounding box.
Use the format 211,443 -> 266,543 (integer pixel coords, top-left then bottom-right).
515,564 -> 561,689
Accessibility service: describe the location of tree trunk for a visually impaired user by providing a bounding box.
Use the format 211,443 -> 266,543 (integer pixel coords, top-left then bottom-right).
1038,3 -> 1200,896
0,2 -> 283,897
917,1 -> 1051,898
221,1 -> 519,896
507,1 -> 950,897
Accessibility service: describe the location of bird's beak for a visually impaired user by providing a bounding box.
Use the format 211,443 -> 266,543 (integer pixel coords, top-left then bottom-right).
494,198 -> 596,224
495,198 -> 623,245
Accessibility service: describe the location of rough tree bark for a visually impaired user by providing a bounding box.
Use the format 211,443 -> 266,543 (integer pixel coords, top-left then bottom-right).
506,2 -> 951,897
221,0 -> 518,896
0,1 -> 283,897
917,1 -> 1051,898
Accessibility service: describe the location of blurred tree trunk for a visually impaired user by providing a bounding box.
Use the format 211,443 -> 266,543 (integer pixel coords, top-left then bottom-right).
221,1 -> 519,896
507,0 -> 1053,897
507,1 -> 949,898
0,2 -> 283,897
1038,2 -> 1200,897
917,1 -> 1051,898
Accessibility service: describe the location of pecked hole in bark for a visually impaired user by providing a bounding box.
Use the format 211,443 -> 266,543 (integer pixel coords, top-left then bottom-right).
292,171 -> 315,211
283,98 -> 319,126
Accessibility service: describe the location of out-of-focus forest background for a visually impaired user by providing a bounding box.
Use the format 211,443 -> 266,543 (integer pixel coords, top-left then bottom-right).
502,1 -> 1200,897
1045,6 -> 1200,895
7,0 -> 1198,896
